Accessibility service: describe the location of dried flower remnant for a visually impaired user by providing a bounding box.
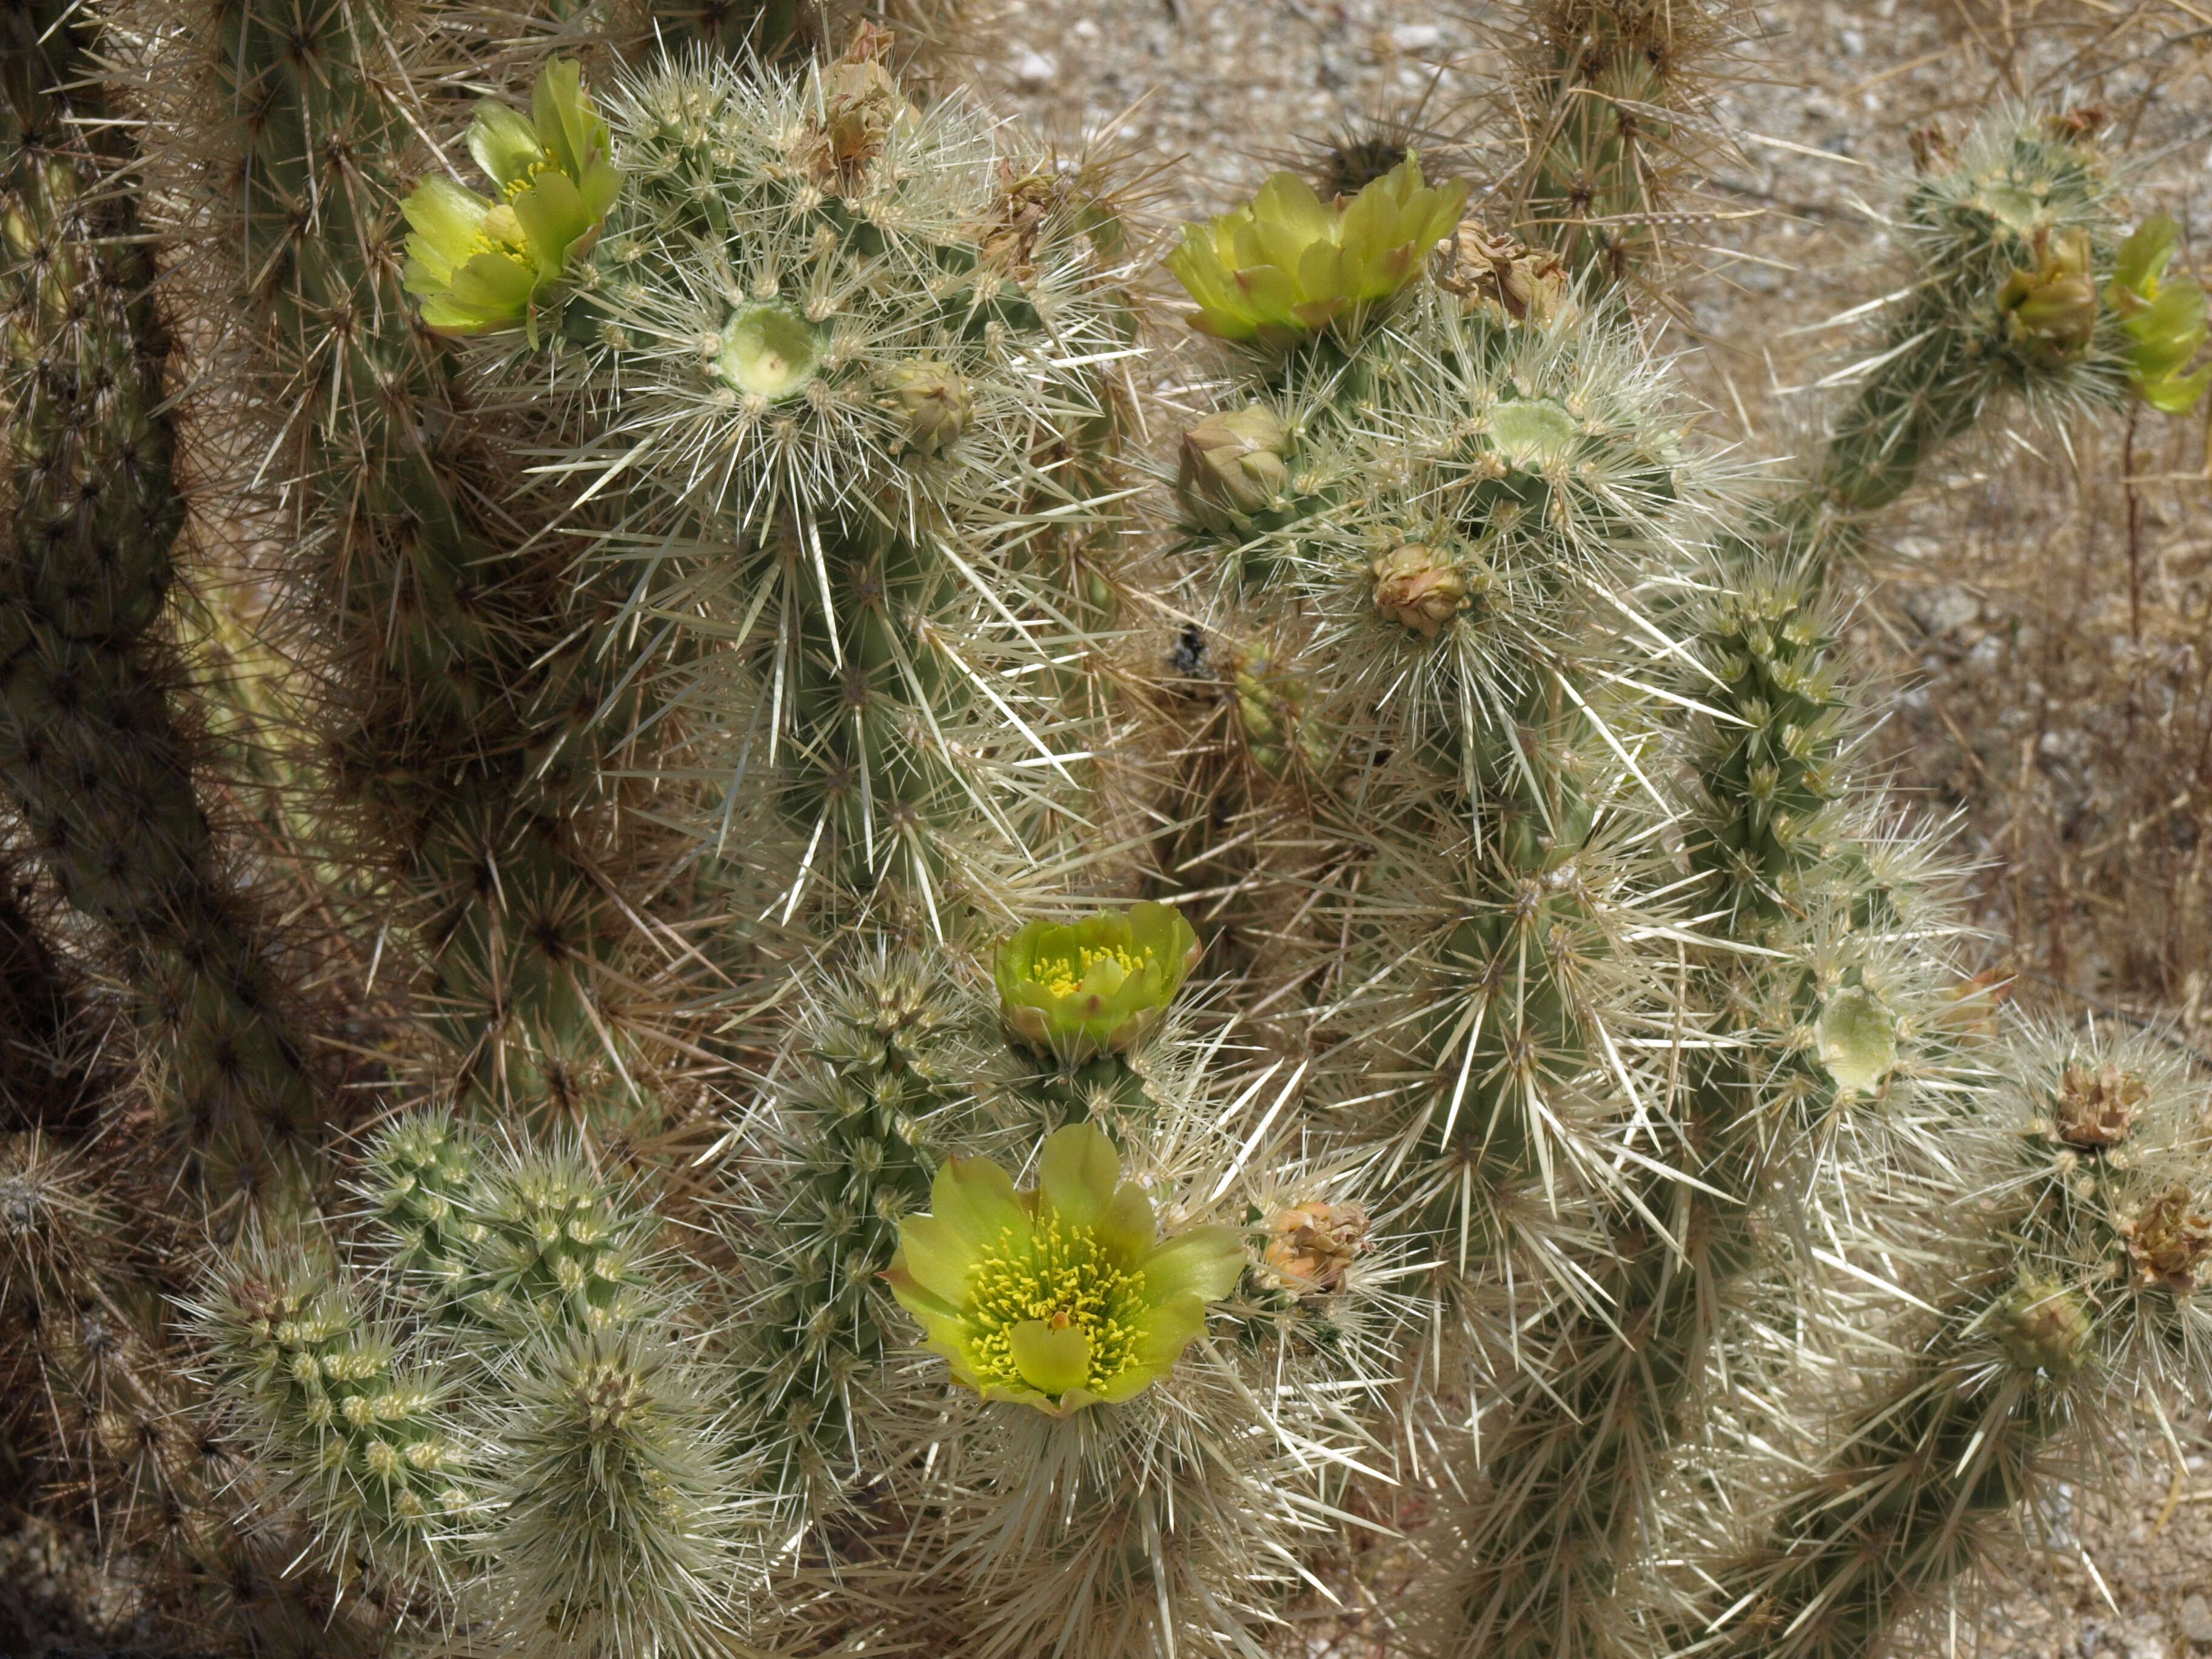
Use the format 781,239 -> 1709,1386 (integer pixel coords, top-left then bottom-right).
884,1124 -> 1245,1415
1261,1201 -> 1370,1295
1440,222 -> 1569,324
797,25 -> 913,193
994,904 -> 1201,1065
1372,543 -> 1470,638
2120,1182 -> 2212,1293
2051,1061 -> 2148,1151
1997,228 -> 2097,366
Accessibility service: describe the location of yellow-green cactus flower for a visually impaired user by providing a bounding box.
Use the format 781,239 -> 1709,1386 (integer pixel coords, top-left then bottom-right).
401,60 -> 620,340
1996,228 -> 2097,366
2108,213 -> 2212,415
1167,157 -> 1469,347
994,903 -> 1201,1065
884,1123 -> 1245,1414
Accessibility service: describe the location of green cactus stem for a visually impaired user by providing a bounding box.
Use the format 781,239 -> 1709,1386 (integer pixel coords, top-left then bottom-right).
1,0 -> 321,1176
123,5 -> 695,1130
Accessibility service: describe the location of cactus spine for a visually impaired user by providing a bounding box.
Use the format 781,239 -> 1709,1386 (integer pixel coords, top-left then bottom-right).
4,8 -> 2211,1658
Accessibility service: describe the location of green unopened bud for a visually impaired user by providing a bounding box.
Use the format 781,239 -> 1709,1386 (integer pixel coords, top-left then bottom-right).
886,361 -> 973,457
1994,1276 -> 2091,1376
1371,543 -> 1469,638
1997,228 -> 2096,366
993,903 -> 1201,1065
1230,648 -> 1326,777
1178,405 -> 1288,532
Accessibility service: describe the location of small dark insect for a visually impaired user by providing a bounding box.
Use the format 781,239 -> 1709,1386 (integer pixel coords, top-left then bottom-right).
1170,624 -> 1209,679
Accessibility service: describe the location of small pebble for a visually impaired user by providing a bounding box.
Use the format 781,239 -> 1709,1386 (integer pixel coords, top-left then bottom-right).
2183,1596 -> 2212,1647
1011,49 -> 1058,89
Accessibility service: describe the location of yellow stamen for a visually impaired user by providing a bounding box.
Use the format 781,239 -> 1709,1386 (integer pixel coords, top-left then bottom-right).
964,1218 -> 1145,1396
1037,944 -> 1147,999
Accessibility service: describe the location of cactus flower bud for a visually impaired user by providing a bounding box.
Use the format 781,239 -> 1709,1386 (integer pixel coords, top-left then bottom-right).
400,60 -> 620,341
885,1123 -> 1245,1415
2051,1061 -> 2147,1151
993,903 -> 1201,1065
885,361 -> 974,456
1994,1277 -> 2091,1377
1262,1201 -> 1371,1294
1178,405 -> 1289,532
1996,228 -> 2097,366
2107,213 -> 2212,414
1371,543 -> 1470,638
1167,157 -> 1469,347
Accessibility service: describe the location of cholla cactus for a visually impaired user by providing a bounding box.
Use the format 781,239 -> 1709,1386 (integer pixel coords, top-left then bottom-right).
9,11 -> 2212,1659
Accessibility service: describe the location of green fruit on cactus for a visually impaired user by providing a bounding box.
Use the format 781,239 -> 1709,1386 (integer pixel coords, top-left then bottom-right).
884,1122 -> 1245,1415
993,903 -> 1200,1064
885,361 -> 974,457
715,301 -> 824,400
1814,984 -> 1897,1098
1994,1276 -> 2091,1377
1178,404 -> 1289,532
401,60 -> 619,339
1997,228 -> 2097,365
2108,213 -> 2212,414
1167,158 -> 1469,346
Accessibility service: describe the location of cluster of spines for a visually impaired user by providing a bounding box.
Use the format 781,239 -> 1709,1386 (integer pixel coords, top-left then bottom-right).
113,0 -> 705,1136
1492,0 -> 1752,283
1682,1027 -> 2212,1659
1,0 -> 320,1178
720,951 -> 967,1507
201,1112 -> 748,1653
1783,111 -> 2133,570
509,47 -> 1140,928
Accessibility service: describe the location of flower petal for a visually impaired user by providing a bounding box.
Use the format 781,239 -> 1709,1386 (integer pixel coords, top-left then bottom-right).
1037,1122 -> 1121,1232
1138,1225 -> 1246,1304
931,1153 -> 1030,1256
1008,1318 -> 1091,1397
892,1213 -> 981,1307
468,102 -> 544,192
1119,1290 -> 1210,1385
1093,1180 -> 1156,1262
401,176 -> 495,273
